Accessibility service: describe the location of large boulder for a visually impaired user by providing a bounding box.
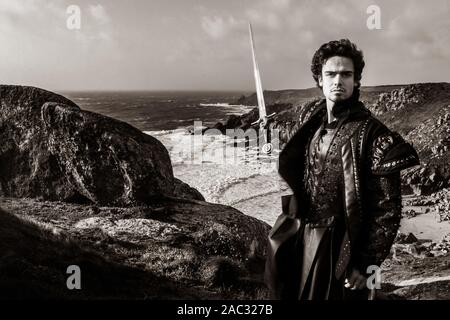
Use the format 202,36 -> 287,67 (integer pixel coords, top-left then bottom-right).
0,85 -> 79,201
0,85 -> 203,205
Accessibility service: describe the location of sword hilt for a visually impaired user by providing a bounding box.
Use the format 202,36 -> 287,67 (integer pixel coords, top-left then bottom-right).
251,112 -> 276,127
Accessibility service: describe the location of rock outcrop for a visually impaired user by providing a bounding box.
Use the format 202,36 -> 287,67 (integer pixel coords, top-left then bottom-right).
201,103 -> 293,135
1,197 -> 270,299
235,88 -> 322,107
431,188 -> 450,222
377,231 -> 450,300
368,84 -> 425,116
0,206 -> 190,299
400,102 -> 450,195
0,85 -> 203,206
402,164 -> 448,195
223,83 -> 450,194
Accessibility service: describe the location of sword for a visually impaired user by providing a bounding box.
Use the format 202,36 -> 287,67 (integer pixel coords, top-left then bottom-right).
248,22 -> 275,152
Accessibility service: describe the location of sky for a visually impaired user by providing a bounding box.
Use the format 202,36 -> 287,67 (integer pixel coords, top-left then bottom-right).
1,0 -> 449,91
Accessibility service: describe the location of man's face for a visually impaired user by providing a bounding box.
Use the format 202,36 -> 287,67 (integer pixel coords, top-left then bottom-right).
319,56 -> 356,103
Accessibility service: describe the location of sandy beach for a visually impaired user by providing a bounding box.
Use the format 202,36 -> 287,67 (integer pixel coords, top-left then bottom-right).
399,210 -> 450,242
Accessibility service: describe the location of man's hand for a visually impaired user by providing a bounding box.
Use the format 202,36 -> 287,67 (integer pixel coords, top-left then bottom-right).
344,268 -> 367,290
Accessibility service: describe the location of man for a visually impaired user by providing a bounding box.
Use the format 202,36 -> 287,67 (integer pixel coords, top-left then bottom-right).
265,39 -> 420,300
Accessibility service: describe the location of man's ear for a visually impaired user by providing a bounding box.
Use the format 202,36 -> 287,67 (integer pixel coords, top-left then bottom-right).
318,75 -> 323,87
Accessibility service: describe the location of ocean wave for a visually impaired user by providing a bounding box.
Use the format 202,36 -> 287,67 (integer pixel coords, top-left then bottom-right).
198,102 -> 254,108
143,128 -> 185,136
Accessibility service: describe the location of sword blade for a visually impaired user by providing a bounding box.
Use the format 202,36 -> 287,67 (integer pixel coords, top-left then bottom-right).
248,22 -> 267,119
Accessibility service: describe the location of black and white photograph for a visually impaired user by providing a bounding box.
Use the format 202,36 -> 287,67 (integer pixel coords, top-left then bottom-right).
0,0 -> 449,305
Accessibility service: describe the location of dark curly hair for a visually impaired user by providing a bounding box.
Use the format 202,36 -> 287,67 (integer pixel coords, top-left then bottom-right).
311,39 -> 365,89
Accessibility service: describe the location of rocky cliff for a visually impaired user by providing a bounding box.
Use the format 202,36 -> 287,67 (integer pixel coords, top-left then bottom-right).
218,83 -> 450,195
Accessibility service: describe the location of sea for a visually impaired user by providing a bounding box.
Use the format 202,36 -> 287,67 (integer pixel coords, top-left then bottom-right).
61,91 -> 290,226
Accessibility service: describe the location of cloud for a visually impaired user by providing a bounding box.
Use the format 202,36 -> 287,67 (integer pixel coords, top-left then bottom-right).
322,2 -> 352,25
269,0 -> 291,10
384,0 -> 450,60
1,0 -> 448,91
0,1 -> 113,44
89,4 -> 111,25
200,0 -> 288,41
194,0 -> 450,89
201,15 -> 241,39
201,16 -> 226,39
66,4 -> 115,46
0,0 -> 117,82
0,0 -> 65,45
0,0 -> 39,16
245,9 -> 281,30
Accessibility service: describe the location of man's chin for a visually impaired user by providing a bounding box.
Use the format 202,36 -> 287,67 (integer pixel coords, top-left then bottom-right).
328,96 -> 345,102
328,93 -> 350,102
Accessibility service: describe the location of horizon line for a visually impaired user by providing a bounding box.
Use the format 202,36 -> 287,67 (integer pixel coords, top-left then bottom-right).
2,81 -> 448,94
57,81 -> 449,93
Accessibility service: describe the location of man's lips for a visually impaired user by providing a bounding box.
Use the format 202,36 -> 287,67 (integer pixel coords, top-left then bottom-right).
332,89 -> 344,93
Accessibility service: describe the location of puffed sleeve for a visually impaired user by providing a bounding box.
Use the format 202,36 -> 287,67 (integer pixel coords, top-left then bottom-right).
370,131 -> 419,175
353,131 -> 420,272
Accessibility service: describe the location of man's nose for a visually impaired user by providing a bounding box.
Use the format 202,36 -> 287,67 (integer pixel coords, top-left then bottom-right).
334,74 -> 343,86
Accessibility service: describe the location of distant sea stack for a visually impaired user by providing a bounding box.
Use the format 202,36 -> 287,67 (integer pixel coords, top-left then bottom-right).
0,85 -> 203,206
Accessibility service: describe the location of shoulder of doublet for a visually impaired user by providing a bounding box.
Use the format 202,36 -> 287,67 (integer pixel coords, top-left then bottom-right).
368,124 -> 420,175
298,98 -> 325,127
